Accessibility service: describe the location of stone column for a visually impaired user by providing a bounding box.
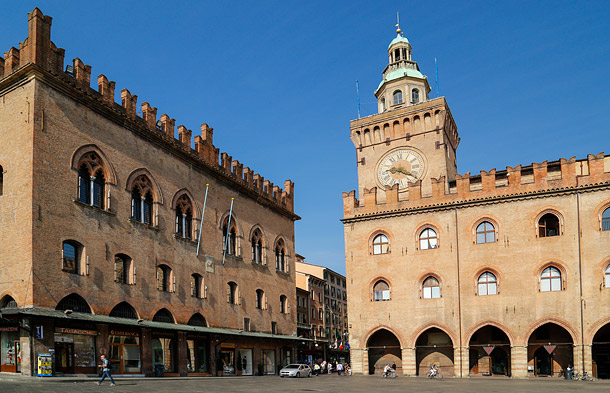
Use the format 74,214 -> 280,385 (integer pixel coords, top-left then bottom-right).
511,345 -> 528,379
176,331 -> 188,376
349,348 -> 365,374
456,346 -> 469,378
401,347 -> 416,376
141,328 -> 152,376
582,344 -> 593,376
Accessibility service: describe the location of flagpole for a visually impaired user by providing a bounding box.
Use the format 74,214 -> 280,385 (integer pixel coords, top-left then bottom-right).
196,184 -> 210,257
222,198 -> 235,265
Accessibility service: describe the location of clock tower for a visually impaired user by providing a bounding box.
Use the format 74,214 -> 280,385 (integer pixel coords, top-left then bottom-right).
350,24 -> 458,202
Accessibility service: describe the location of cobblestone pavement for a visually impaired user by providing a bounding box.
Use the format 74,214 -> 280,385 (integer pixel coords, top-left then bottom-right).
0,374 -> 609,393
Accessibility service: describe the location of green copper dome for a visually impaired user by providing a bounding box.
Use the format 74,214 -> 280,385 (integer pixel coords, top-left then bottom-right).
388,33 -> 409,49
376,67 -> 425,93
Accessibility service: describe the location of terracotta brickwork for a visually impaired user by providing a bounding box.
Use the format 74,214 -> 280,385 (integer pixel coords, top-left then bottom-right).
0,8 -> 298,349
344,30 -> 610,379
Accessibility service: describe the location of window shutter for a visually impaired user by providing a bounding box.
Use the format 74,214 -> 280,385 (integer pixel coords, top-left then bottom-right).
227,287 -> 230,303
86,256 -> 89,276
265,295 -> 268,310
156,268 -> 160,290
107,189 -> 111,211
191,277 -> 194,296
238,288 -> 242,305
154,206 -> 159,227
204,285 -> 208,299
286,259 -> 290,273
134,266 -> 137,285
61,247 -> 64,270
131,197 -> 135,219
173,273 -> 176,293
114,261 -> 117,282
175,214 -> 179,234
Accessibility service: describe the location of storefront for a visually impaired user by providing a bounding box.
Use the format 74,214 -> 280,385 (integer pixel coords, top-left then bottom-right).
152,331 -> 176,374
108,329 -> 141,374
1,326 -> 21,373
53,327 -> 96,374
218,344 -> 235,375
262,349 -> 276,374
186,335 -> 209,374
239,348 -> 253,375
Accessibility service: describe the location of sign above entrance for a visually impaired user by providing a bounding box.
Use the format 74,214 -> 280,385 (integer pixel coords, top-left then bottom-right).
0,327 -> 18,332
483,346 -> 495,355
55,327 -> 96,336
544,345 -> 556,354
109,330 -> 139,337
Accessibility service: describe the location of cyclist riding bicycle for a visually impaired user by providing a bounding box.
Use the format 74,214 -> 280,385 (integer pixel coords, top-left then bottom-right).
429,363 -> 438,376
383,364 -> 392,377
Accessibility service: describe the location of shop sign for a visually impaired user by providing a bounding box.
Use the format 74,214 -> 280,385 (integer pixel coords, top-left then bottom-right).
35,326 -> 43,339
55,327 -> 97,336
220,343 -> 236,348
109,330 -> 139,337
0,327 -> 18,332
152,331 -> 175,338
54,336 -> 74,343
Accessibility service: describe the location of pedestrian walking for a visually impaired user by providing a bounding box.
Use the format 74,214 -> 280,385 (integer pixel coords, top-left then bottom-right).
97,354 -> 116,386
337,362 -> 344,375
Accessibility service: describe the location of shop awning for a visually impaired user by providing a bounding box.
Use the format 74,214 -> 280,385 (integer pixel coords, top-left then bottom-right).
1,307 -> 313,342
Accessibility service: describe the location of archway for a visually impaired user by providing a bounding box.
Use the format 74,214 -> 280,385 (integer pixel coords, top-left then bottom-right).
415,327 -> 454,376
527,323 -> 573,377
468,326 -> 511,376
592,323 -> 610,379
55,293 -> 92,314
366,329 -> 401,375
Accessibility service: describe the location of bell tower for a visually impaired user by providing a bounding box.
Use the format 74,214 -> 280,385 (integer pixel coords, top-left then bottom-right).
349,21 -> 458,203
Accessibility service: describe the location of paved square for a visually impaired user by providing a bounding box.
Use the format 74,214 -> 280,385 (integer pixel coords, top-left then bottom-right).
1,375 -> 609,393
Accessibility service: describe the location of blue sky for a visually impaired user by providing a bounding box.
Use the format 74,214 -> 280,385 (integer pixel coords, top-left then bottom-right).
2,1 -> 609,274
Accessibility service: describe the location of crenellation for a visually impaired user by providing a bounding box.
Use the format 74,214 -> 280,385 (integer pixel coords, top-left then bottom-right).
363,187 -> 377,207
480,169 -> 496,192
72,58 -> 91,89
272,185 -> 281,202
507,165 -> 521,187
97,74 -> 115,105
588,152 -> 605,178
243,167 -> 253,187
142,103 -> 158,130
4,47 -> 20,77
0,56 -> 4,77
455,172 -> 471,196
533,161 -> 548,185
220,152 -> 232,173
253,174 -> 263,193
120,89 -> 137,118
560,157 -> 576,186
160,114 -> 175,138
232,160 -> 243,181
177,125 -> 191,147
431,176 -> 446,197
385,184 -> 399,205
263,180 -> 273,198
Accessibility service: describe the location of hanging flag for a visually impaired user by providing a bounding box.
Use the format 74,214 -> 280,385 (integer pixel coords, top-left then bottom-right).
346,340 -> 350,350
339,342 -> 343,350
334,339 -> 338,349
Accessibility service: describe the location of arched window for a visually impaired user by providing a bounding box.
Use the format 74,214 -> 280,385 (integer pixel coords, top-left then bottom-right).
419,228 -> 438,250
156,265 -> 174,292
381,98 -> 386,111
476,221 -> 495,244
62,240 -> 83,274
411,89 -> 420,104
372,234 -> 389,255
251,229 -> 263,264
131,175 -> 154,225
275,239 -> 286,272
187,313 -> 207,327
393,90 -> 403,105
227,282 -> 239,304
280,295 -> 288,314
422,277 -> 440,299
175,194 -> 193,239
77,153 -> 106,208
373,280 -> 390,301
152,308 -> 175,323
605,265 -> 610,288
477,272 -> 498,296
538,213 -> 560,237
602,208 -> 610,231
56,294 -> 92,314
222,217 -> 237,255
256,289 -> 266,310
541,266 -> 562,292
114,254 -> 134,284
109,302 -> 138,319
0,295 -> 17,309
191,274 -> 204,298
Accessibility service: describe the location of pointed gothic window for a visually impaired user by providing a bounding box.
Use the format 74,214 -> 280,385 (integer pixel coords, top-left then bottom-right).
275,239 -> 286,272
477,272 -> 498,296
540,266 -> 562,292
222,217 -> 237,255
175,194 -> 193,239
251,229 -> 263,264
419,228 -> 438,250
77,152 -> 106,208
422,276 -> 440,299
131,175 -> 154,225
373,280 -> 390,301
538,213 -> 560,237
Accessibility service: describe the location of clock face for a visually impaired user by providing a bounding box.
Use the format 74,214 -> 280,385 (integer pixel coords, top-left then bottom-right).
376,149 -> 425,190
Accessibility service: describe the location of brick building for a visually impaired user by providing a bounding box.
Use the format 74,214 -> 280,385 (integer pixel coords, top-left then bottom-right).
296,258 -> 349,363
343,25 -> 610,378
0,9 -> 300,377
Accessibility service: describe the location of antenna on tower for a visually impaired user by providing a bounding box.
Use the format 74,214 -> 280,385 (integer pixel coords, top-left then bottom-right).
435,57 -> 440,97
356,80 -> 361,119
395,11 -> 402,35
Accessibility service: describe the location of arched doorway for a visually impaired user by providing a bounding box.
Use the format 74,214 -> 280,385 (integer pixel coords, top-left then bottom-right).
468,325 -> 511,376
527,323 -> 573,377
592,323 -> 610,379
415,327 -> 454,376
366,329 -> 401,375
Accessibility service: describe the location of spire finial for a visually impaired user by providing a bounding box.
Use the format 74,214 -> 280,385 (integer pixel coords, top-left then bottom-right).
395,11 -> 402,35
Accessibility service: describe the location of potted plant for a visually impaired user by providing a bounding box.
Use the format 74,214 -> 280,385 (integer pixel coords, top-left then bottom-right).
216,356 -> 224,377
257,363 -> 264,376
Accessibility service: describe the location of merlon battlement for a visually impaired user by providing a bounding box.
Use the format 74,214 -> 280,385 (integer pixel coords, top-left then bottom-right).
0,8 -> 295,213
343,153 -> 610,218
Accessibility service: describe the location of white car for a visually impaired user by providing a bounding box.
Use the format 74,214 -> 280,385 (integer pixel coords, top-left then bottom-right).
280,364 -> 312,378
